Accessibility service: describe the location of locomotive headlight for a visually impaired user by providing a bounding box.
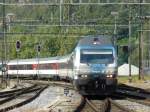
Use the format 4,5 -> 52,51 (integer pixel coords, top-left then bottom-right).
78,74 -> 88,78
106,74 -> 113,78
106,68 -> 116,78
74,75 -> 78,79
84,75 -> 88,78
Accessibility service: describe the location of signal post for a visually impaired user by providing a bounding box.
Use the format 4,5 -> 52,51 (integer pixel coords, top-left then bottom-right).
37,44 -> 41,79
16,40 -> 21,84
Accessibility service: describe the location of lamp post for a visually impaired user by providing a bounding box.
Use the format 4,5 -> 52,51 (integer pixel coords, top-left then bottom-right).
5,13 -> 15,86
111,11 -> 118,45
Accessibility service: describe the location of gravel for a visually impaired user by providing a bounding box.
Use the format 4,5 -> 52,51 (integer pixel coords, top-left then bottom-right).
0,80 -> 33,92
115,100 -> 150,112
9,85 -> 81,112
125,80 -> 150,90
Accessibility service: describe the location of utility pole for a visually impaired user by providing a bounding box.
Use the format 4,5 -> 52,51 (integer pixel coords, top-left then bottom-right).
111,11 -> 118,45
1,0 -> 7,87
114,15 -> 117,45
128,7 -> 132,83
4,13 -> 15,87
60,0 -> 63,26
138,16 -> 150,80
139,29 -> 144,80
139,0 -> 143,80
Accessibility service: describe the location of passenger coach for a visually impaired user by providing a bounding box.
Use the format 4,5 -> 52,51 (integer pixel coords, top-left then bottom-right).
7,56 -> 71,80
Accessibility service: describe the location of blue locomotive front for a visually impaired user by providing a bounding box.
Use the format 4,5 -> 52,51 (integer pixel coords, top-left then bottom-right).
72,36 -> 118,95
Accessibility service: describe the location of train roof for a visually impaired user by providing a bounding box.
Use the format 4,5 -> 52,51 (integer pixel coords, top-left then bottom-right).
7,55 -> 70,65
77,35 -> 113,47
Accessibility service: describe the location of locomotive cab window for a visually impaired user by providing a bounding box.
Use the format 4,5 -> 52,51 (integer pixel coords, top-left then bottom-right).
80,49 -> 114,64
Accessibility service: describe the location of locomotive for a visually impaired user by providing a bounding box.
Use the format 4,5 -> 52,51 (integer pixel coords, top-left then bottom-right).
72,35 -> 118,94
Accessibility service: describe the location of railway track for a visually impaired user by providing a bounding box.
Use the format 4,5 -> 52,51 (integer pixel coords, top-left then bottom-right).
11,80 -> 150,112
23,80 -> 74,90
126,97 -> 150,106
117,84 -> 150,106
74,84 -> 150,112
0,84 -> 48,112
1,79 -> 149,112
113,91 -> 150,106
4,80 -> 81,112
75,96 -> 134,112
107,85 -> 150,112
118,84 -> 150,95
116,84 -> 150,106
0,84 -> 37,99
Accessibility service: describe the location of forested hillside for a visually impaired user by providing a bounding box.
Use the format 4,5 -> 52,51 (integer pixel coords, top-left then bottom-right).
0,0 -> 150,65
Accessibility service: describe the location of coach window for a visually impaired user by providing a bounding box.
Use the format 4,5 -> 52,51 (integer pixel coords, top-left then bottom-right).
26,64 -> 32,70
9,65 -> 15,70
39,64 -> 45,69
40,63 -> 50,69
59,63 -> 64,69
39,64 -> 43,69
45,64 -> 50,69
38,64 -> 42,69
18,65 -> 24,70
44,64 -> 49,69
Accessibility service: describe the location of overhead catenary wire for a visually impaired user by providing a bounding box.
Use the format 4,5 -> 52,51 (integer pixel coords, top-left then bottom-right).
0,3 -> 150,6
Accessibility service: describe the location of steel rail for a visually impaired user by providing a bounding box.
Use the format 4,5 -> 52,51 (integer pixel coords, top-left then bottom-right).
85,98 -> 99,112
109,98 -> 134,112
75,96 -> 135,112
77,97 -> 110,112
0,84 -> 37,97
112,92 -> 150,106
118,84 -> 150,95
74,96 -> 86,112
0,84 -> 38,104
116,89 -> 149,99
24,80 -> 74,90
126,98 -> 150,107
0,85 -> 48,112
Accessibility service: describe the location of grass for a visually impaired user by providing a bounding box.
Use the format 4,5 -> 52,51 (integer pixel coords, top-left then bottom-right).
0,79 -> 8,90
118,75 -> 150,84
0,84 -> 5,90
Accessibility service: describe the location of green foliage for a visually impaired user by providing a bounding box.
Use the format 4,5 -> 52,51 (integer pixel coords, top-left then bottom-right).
0,0 -> 149,63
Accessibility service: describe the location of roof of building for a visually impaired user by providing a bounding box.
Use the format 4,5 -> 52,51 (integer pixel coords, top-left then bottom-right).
118,63 -> 139,76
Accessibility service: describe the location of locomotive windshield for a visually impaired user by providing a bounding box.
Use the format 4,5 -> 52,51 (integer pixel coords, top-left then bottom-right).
80,49 -> 114,64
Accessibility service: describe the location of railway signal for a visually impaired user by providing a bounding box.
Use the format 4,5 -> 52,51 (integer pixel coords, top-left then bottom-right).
36,44 -> 41,79
0,65 -> 2,71
37,44 -> 41,52
16,40 -> 21,84
16,40 -> 21,52
122,45 -> 128,53
64,87 -> 69,96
